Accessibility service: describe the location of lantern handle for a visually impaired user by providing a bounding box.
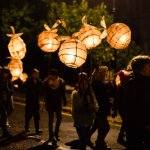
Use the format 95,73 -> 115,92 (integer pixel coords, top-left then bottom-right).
52,19 -> 62,29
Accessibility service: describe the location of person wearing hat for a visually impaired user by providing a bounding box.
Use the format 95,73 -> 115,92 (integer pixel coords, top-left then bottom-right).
0,68 -> 13,139
24,68 -> 43,135
43,69 -> 67,146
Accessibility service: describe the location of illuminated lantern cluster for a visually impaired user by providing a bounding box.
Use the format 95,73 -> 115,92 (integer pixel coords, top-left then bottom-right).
7,26 -> 26,59
8,59 -> 23,81
58,38 -> 87,68
107,23 -> 131,49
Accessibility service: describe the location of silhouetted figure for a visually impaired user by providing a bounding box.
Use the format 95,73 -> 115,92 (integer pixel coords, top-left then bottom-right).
112,70 -> 131,147
44,69 -> 67,146
0,68 -> 13,139
90,66 -> 111,150
71,72 -> 97,150
124,55 -> 150,150
24,69 -> 43,134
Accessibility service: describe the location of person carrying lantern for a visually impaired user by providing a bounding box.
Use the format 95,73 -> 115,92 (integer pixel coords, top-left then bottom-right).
43,69 -> 67,147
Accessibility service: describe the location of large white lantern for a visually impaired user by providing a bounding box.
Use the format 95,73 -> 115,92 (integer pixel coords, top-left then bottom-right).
107,23 -> 131,49
58,38 -> 87,68
8,59 -> 23,80
7,26 -> 26,59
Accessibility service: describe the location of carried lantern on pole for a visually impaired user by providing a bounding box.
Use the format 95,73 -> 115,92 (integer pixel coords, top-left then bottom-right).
38,19 -> 67,53
58,38 -> 87,68
77,16 -> 107,50
6,26 -> 26,59
106,23 -> 131,49
8,58 -> 23,80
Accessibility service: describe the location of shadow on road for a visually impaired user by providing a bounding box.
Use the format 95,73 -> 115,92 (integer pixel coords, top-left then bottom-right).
27,140 -> 58,150
65,139 -> 80,149
0,131 -> 27,147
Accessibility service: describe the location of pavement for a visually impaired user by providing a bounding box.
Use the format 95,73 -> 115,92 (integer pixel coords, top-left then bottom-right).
0,90 -> 125,150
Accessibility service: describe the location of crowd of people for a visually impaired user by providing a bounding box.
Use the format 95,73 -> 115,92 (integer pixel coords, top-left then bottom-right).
0,55 -> 150,150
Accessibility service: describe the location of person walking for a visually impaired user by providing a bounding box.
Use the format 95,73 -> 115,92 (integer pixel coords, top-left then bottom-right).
0,68 -> 13,139
90,66 -> 111,150
124,55 -> 150,150
71,72 -> 97,150
44,69 -> 67,146
24,68 -> 43,135
112,70 -> 131,147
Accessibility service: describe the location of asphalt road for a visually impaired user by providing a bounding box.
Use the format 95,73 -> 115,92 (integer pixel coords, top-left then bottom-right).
0,102 -> 125,150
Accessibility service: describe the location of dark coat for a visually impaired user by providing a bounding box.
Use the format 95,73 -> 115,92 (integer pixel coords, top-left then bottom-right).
124,72 -> 150,128
92,80 -> 111,117
44,78 -> 67,112
25,77 -> 43,106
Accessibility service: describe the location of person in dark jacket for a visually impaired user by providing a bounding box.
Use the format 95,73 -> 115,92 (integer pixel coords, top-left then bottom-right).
112,70 -> 131,147
0,68 -> 13,139
124,55 -> 150,150
24,68 -> 43,134
44,69 -> 67,146
90,66 -> 111,150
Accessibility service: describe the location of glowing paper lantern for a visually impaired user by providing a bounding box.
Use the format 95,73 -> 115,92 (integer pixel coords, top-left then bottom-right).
58,38 -> 87,68
107,23 -> 131,49
38,20 -> 67,52
78,25 -> 102,50
8,59 -> 23,80
7,26 -> 26,59
77,16 -> 103,50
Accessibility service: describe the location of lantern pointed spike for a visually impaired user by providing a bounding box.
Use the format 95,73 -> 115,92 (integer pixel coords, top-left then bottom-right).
82,16 -> 88,25
44,24 -> 51,31
52,19 -> 62,29
100,30 -> 107,39
100,16 -> 106,29
10,26 -> 15,34
60,19 -> 67,31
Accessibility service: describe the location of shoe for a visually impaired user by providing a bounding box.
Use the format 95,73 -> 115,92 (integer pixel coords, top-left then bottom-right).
36,130 -> 43,135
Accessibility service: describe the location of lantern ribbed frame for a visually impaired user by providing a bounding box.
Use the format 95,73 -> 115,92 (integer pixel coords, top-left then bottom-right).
107,23 -> 131,49
78,25 -> 102,50
38,31 -> 60,52
8,59 -> 23,79
8,36 -> 26,59
58,38 -> 87,68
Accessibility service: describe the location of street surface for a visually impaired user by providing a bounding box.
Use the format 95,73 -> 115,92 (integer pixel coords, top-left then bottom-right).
0,100 -> 125,150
